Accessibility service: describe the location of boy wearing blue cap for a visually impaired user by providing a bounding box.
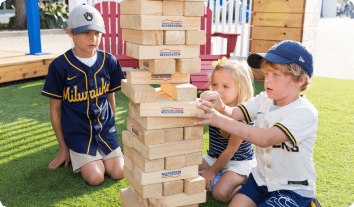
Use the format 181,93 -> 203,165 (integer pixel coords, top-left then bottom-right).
41,4 -> 125,186
193,40 -> 320,206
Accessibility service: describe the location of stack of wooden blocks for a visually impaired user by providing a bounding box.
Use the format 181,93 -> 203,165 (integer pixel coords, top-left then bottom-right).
249,0 -> 320,81
250,0 -> 320,54
119,0 -> 208,206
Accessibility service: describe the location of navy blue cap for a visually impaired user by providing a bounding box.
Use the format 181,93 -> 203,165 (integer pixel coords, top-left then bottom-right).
247,40 -> 313,78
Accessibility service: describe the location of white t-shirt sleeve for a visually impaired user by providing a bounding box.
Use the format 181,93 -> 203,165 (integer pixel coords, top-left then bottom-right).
274,107 -> 318,148
239,92 -> 265,123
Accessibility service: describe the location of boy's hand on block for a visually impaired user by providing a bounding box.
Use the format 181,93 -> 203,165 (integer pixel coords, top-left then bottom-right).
199,91 -> 224,112
192,99 -> 221,127
198,170 -> 215,191
48,148 -> 70,169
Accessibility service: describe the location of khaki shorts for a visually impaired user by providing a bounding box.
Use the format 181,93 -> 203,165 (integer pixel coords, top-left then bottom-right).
203,154 -> 256,176
70,147 -> 124,173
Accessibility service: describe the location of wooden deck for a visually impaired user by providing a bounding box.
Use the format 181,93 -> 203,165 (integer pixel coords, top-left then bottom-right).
0,50 -> 59,84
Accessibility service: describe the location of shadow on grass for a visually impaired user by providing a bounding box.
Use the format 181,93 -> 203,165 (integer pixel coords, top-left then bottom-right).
0,116 -> 128,207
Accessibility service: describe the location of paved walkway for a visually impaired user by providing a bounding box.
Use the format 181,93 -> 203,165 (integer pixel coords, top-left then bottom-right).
0,17 -> 353,80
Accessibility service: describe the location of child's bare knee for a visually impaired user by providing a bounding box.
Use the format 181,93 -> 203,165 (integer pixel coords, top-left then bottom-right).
84,172 -> 105,186
110,169 -> 124,180
212,189 -> 231,203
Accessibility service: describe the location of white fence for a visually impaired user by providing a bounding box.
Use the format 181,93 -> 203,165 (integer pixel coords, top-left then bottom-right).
84,0 -> 252,60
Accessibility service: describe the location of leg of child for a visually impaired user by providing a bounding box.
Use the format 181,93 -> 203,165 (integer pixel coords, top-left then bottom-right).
198,157 -> 211,171
212,171 -> 247,203
80,160 -> 105,186
229,194 -> 256,207
103,156 -> 124,180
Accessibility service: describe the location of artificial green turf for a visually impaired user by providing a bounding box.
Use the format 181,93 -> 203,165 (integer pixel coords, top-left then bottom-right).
0,77 -> 353,206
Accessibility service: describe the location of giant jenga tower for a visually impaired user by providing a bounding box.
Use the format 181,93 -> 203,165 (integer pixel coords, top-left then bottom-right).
119,1 -> 208,206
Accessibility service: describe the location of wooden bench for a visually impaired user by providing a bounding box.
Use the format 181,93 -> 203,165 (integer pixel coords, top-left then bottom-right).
0,50 -> 58,84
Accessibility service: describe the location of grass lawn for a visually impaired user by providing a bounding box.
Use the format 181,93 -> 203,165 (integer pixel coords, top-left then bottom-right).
0,77 -> 353,206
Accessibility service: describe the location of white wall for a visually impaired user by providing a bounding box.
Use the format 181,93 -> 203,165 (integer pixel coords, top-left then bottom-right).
322,0 -> 337,18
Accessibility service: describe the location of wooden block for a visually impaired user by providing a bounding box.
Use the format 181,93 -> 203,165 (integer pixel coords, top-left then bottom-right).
121,15 -> 200,30
122,130 -> 134,147
126,68 -> 190,85
122,79 -> 156,103
120,1 -> 162,15
124,145 -> 134,161
251,12 -> 317,28
176,58 -> 201,73
122,29 -> 163,45
140,139 -> 204,160
251,26 -> 302,41
301,39 -> 316,54
126,42 -> 200,60
140,101 -> 204,117
123,167 -> 163,198
185,30 -> 206,45
181,204 -> 198,207
164,127 -> 183,142
163,180 -> 184,196
185,151 -> 203,166
139,59 -> 176,74
163,1 -> 184,16
126,116 -> 165,145
253,0 -> 320,13
184,126 -> 204,140
156,191 -> 206,206
133,136 -> 145,153
184,2 -> 204,16
250,39 -> 279,53
303,13 -> 318,28
163,0 -> 207,2
131,147 -> 165,173
161,83 -> 197,101
302,27 -> 317,42
134,165 -> 198,185
164,31 -> 186,45
129,103 -> 201,130
184,176 -> 205,195
165,154 -> 186,170
124,156 -> 134,171
252,12 -> 304,27
120,188 -> 145,207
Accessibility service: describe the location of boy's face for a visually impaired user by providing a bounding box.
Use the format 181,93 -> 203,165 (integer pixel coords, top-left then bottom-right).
263,64 -> 301,106
66,29 -> 102,58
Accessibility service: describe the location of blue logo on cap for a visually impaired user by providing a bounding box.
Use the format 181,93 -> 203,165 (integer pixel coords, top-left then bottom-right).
84,12 -> 93,21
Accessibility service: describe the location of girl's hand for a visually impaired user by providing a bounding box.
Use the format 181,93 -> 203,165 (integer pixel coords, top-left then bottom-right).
192,100 -> 222,127
199,170 -> 216,191
199,91 -> 224,112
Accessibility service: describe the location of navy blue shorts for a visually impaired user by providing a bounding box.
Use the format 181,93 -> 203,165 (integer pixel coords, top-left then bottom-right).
237,173 -> 314,207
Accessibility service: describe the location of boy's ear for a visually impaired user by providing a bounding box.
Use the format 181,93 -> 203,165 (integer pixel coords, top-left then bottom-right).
297,74 -> 307,86
66,28 -> 74,38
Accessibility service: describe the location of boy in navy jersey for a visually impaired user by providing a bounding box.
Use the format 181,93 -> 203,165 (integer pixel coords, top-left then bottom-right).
41,4 -> 124,186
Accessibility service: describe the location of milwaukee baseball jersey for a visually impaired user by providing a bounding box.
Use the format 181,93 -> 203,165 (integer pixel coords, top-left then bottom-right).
41,49 -> 125,156
238,91 -> 318,193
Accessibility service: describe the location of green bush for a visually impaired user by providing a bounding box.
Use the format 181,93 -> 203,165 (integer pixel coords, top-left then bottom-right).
0,22 -> 9,29
38,2 -> 68,29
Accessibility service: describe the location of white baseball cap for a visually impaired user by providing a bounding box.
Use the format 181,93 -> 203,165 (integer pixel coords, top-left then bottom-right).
68,4 -> 106,35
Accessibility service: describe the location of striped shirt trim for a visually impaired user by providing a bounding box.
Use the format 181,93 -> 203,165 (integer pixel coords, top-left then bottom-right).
109,85 -> 121,91
274,123 -> 297,148
238,105 -> 251,124
42,91 -> 62,98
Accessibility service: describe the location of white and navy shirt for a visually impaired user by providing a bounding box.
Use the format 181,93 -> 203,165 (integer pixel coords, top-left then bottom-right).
41,49 -> 125,156
208,124 -> 255,161
239,92 -> 318,193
